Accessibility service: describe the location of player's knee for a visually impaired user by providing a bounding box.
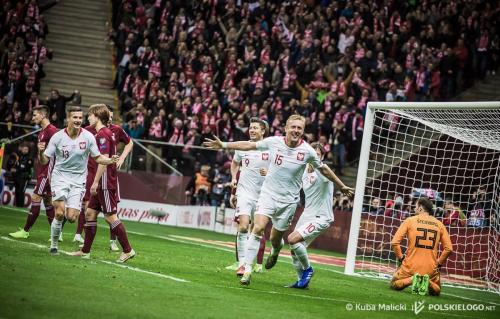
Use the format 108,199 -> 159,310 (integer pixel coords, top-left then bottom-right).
85,210 -> 97,221
252,226 -> 265,236
287,232 -> 302,245
31,193 -> 42,202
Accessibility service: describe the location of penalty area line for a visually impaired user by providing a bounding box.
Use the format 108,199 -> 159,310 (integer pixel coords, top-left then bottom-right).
0,236 -> 189,283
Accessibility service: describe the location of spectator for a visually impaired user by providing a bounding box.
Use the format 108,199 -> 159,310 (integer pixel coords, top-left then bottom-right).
185,165 -> 212,206
6,144 -> 33,207
46,89 -> 76,128
467,186 -> 491,227
442,201 -> 465,227
363,197 -> 384,216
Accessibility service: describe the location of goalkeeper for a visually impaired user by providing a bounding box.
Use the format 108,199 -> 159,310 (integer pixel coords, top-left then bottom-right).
390,197 -> 453,295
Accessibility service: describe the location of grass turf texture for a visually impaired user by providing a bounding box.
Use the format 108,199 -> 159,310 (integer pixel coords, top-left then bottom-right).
0,206 -> 498,319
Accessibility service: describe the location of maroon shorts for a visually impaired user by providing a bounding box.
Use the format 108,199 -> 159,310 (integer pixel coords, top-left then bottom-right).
83,174 -> 93,202
33,175 -> 51,197
88,189 -> 118,214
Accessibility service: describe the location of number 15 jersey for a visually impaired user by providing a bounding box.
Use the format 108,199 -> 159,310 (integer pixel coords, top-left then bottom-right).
256,136 -> 322,203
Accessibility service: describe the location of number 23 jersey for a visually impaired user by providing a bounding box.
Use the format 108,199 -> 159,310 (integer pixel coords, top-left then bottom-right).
256,136 -> 322,203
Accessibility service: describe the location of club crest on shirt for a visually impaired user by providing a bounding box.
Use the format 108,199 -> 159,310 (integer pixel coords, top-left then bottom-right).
99,137 -> 106,145
262,153 -> 269,161
297,152 -> 305,161
79,141 -> 86,149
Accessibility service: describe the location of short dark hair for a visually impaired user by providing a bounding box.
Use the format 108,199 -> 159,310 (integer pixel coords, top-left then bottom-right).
417,197 -> 434,215
33,105 -> 49,116
106,104 -> 113,112
310,142 -> 325,156
67,105 -> 82,115
250,117 -> 269,136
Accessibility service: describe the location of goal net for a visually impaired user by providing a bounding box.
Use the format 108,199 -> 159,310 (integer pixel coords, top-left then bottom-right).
345,102 -> 500,294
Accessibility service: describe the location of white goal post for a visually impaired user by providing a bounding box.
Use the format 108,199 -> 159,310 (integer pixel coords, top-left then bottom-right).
344,101 -> 500,294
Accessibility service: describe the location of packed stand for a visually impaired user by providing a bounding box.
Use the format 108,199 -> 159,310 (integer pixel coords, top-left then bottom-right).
110,0 -> 499,205
362,186 -> 494,228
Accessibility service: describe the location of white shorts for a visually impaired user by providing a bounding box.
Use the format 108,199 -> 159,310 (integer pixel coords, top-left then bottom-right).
255,196 -> 298,232
51,176 -> 86,210
235,195 -> 258,218
295,213 -> 332,246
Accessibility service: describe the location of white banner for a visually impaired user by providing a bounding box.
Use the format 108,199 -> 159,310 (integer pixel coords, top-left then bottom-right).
1,186 -> 238,235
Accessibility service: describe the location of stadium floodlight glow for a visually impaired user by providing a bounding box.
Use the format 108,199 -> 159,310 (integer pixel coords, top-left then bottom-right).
345,101 -> 500,294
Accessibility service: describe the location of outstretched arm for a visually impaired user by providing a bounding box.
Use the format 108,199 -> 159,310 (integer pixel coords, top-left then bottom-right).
93,154 -> 119,165
318,163 -> 354,197
203,135 -> 257,151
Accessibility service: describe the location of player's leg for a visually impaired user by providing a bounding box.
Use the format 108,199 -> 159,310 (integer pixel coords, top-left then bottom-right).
254,234 -> 266,273
265,202 -> 298,270
109,226 -> 119,251
288,219 -> 330,288
71,207 -> 98,258
102,190 -> 134,262
43,196 -> 55,226
235,214 -> 250,276
9,193 -> 42,239
240,213 -> 271,285
265,227 -> 285,270
428,270 -> 441,296
390,267 -> 413,291
73,201 -> 87,243
50,199 -> 66,254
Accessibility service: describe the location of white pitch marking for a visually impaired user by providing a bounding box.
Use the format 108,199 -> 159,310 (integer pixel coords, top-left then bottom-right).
0,236 -> 189,283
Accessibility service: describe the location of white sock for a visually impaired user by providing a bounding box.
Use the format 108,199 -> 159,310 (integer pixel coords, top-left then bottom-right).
271,238 -> 284,257
244,234 -> 262,273
237,232 -> 249,266
51,219 -> 63,249
290,242 -> 310,270
291,252 -> 304,280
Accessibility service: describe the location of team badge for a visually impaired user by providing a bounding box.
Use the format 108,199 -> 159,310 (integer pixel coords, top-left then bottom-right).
297,152 -> 305,161
262,153 -> 269,160
79,141 -> 86,149
99,137 -> 106,145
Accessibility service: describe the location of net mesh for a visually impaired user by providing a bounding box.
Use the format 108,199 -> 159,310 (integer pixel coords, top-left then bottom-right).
355,106 -> 500,293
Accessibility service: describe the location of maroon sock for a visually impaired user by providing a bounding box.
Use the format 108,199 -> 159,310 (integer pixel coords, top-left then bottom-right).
76,207 -> 85,235
23,201 -> 41,232
45,204 -> 55,225
110,225 -> 116,240
81,221 -> 97,253
110,220 -> 131,253
256,235 -> 266,264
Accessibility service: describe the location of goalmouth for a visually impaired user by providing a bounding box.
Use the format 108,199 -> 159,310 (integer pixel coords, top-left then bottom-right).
344,101 -> 500,294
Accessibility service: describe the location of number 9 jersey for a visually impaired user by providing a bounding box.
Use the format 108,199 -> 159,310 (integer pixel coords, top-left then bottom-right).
233,149 -> 270,201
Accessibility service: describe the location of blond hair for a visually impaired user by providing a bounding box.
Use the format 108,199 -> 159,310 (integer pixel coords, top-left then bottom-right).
285,114 -> 306,127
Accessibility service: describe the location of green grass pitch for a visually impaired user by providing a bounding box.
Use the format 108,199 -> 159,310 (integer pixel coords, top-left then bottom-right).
0,206 -> 498,319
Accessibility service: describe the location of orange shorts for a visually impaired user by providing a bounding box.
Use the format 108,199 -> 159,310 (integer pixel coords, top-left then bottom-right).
392,266 -> 441,287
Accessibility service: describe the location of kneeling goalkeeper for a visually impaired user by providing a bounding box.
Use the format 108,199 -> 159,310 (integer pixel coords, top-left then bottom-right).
390,197 -> 453,295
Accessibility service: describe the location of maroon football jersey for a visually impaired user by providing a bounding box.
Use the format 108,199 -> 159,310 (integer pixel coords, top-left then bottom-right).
36,124 -> 58,177
95,126 -> 117,190
84,125 -> 98,181
109,123 -> 131,145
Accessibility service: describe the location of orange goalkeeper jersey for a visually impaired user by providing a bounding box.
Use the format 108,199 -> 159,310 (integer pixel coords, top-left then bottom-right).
391,213 -> 453,275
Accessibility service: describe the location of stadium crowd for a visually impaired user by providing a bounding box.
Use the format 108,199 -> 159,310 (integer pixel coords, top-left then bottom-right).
109,0 -> 499,206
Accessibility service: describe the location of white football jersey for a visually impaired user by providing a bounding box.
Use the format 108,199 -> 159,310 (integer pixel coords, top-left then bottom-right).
256,136 -> 322,203
45,128 -> 100,183
234,148 -> 270,200
302,167 -> 334,222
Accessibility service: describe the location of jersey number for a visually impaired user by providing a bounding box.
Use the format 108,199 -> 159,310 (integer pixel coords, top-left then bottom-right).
244,159 -> 250,167
306,223 -> 316,234
274,154 -> 283,166
415,227 -> 437,250
62,150 -> 70,159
